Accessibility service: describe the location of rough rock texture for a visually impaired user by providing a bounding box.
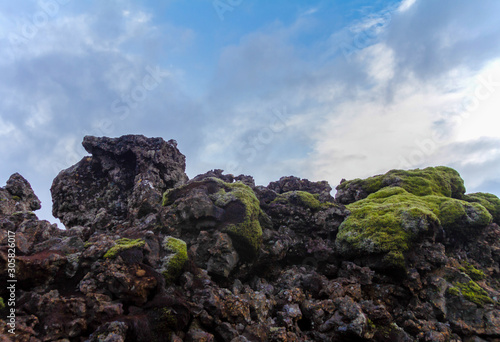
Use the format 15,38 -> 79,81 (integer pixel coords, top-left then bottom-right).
51,135 -> 188,229
1,135 -> 499,342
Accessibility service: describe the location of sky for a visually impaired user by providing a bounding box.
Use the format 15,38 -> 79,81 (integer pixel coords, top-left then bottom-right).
1,0 -> 500,225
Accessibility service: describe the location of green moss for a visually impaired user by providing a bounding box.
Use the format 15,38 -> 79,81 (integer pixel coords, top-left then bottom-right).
162,237 -> 188,284
207,179 -> 263,260
337,187 -> 439,267
453,280 -> 494,306
459,261 -> 486,281
337,166 -> 466,200
12,195 -> 21,201
272,191 -> 334,211
336,186 -> 492,268
83,241 -> 93,248
162,188 -> 174,206
0,297 -> 5,310
161,177 -> 264,260
465,192 -> 500,223
447,286 -> 461,297
222,182 -> 263,260
103,238 -> 145,258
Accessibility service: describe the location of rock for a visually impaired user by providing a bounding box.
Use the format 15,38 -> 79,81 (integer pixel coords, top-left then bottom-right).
336,184 -> 492,270
87,321 -> 128,342
267,176 -> 334,202
162,177 -> 265,261
161,236 -> 188,283
1,137 -> 499,342
335,166 -> 466,204
51,135 -> 188,228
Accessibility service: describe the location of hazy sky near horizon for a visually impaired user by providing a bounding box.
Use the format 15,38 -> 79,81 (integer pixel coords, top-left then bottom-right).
1,0 -> 500,224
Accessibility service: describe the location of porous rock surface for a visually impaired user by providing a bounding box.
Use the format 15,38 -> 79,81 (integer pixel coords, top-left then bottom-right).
0,135 -> 499,342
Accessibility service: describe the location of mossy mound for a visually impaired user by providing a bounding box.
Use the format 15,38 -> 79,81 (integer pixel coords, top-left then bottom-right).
272,190 -> 334,211
162,177 -> 264,261
104,238 -> 145,258
336,166 -> 466,204
464,192 -> 500,223
162,236 -> 188,284
209,179 -> 263,260
336,187 -> 440,269
336,186 -> 492,269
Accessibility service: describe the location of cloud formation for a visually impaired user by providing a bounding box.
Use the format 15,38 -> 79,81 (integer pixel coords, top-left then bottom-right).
1,0 -> 499,224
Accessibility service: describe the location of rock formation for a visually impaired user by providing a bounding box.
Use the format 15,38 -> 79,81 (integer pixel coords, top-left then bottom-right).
0,135 -> 499,341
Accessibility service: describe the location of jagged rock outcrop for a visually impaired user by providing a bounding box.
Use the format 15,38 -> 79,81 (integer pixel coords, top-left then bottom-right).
1,135 -> 499,342
51,135 -> 188,229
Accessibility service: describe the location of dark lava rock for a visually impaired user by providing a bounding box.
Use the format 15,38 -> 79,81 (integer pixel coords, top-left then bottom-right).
1,135 -> 499,342
51,135 -> 188,228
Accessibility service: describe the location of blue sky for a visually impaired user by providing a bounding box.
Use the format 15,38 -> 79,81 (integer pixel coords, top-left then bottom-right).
1,0 -> 500,224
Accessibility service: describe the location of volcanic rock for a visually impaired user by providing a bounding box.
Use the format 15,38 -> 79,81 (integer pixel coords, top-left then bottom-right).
1,135 -> 499,341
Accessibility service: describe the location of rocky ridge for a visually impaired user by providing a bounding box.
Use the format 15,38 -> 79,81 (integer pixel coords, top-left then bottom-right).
0,135 -> 499,342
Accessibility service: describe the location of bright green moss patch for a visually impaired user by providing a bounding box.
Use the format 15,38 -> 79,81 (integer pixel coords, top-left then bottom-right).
12,195 -> 21,201
337,166 -> 466,200
336,187 -> 440,268
465,192 -> 500,223
0,297 -> 5,310
450,280 -> 494,306
162,236 -> 188,284
336,185 -> 492,268
459,261 -> 486,281
272,191 -> 334,211
104,238 -> 145,258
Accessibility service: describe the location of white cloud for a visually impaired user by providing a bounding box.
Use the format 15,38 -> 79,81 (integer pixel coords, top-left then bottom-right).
398,0 -> 417,13
356,43 -> 395,83
453,59 -> 500,142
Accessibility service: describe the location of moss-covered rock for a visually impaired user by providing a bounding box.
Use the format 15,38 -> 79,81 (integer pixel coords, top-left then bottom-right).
438,199 -> 492,237
272,191 -> 334,211
464,192 -> 500,223
336,187 -> 440,269
447,280 -> 494,306
459,261 -> 486,281
103,238 -> 145,258
210,180 -> 263,260
161,177 -> 264,261
336,186 -> 492,269
336,166 -> 466,204
161,236 -> 188,284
